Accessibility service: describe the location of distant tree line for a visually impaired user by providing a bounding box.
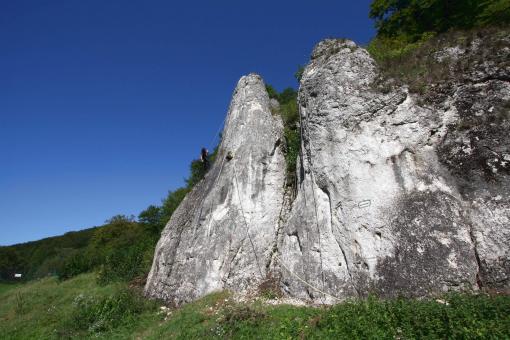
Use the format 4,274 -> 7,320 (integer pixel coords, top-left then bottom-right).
0,146 -> 218,285
7,0 -> 506,286
0,83 -> 300,286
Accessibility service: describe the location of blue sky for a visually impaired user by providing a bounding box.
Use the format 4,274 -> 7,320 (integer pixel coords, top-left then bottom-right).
0,0 -> 375,246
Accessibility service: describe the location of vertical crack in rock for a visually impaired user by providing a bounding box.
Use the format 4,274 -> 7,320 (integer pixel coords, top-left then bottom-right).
266,174 -> 291,270
280,36 -> 509,302
145,74 -> 286,305
468,222 -> 484,290
322,185 -> 360,297
147,35 -> 509,305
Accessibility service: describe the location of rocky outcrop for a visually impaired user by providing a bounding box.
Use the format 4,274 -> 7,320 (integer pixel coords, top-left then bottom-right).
146,35 -> 510,305
279,37 -> 509,303
145,74 -> 287,305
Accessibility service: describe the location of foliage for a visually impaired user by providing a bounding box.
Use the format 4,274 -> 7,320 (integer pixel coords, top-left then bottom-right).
370,26 -> 510,95
185,144 -> 219,188
1,274 -> 509,339
0,138 -> 220,284
186,159 -> 209,188
267,85 -> 300,188
138,204 -> 164,235
294,65 -> 304,82
0,227 -> 97,281
160,187 -> 189,225
14,291 -> 26,315
309,294 -> 510,339
368,0 -> 510,62
96,241 -> 154,285
58,251 -> 92,281
265,84 -> 279,100
105,214 -> 135,224
370,0 -> 509,41
257,274 -> 283,300
64,287 -> 150,334
367,31 -> 435,62
478,0 -> 510,26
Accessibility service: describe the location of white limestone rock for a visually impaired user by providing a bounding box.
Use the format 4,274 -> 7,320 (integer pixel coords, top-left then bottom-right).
145,74 -> 287,305
278,38 -> 509,303
146,36 -> 509,305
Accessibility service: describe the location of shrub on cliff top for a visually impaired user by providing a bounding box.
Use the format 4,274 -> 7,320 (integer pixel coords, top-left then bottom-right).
368,0 -> 510,62
265,85 -> 300,188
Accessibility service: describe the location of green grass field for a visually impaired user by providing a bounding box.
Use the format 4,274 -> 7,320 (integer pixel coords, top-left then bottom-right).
1,274 -> 509,339
0,282 -> 20,296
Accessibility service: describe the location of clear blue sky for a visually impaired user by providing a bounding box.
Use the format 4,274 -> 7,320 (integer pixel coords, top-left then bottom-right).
0,0 -> 375,246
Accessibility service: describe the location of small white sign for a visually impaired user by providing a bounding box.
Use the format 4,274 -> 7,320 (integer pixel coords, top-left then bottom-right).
14,273 -> 22,278
358,200 -> 371,209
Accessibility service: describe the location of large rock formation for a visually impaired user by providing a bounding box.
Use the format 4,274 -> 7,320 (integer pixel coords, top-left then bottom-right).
145,74 -> 287,305
279,38 -> 510,303
146,35 -> 510,305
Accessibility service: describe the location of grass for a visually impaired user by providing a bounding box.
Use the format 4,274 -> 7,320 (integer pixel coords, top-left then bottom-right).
368,25 -> 510,95
0,282 -> 20,296
1,274 -> 509,339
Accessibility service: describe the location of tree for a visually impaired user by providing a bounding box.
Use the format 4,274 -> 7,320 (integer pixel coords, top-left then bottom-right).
294,65 -> 304,83
160,188 -> 189,225
138,205 -> 163,235
265,85 -> 279,100
369,0 -> 509,43
105,214 -> 135,224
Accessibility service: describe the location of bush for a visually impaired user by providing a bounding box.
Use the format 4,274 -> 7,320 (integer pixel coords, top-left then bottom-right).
368,0 -> 510,65
478,0 -> 510,26
367,31 -> 435,63
63,288 -> 151,335
58,251 -> 91,281
265,84 -> 279,100
96,241 -> 154,285
369,26 -> 510,95
307,294 -> 510,339
160,187 -> 189,227
370,0 -> 509,43
294,65 -> 304,82
267,86 -> 300,188
138,205 -> 164,235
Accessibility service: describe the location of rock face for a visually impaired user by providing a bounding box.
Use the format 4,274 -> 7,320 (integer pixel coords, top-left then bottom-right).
279,38 -> 509,303
146,36 -> 510,305
145,74 -> 287,305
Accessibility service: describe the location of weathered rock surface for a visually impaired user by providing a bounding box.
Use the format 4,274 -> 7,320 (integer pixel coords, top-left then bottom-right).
146,35 -> 509,305
145,74 -> 287,305
279,37 -> 510,303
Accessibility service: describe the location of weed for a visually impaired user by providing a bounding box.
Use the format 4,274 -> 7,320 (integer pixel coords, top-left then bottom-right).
1,275 -> 509,339
14,291 -> 25,315
59,286 -> 154,336
258,274 -> 283,300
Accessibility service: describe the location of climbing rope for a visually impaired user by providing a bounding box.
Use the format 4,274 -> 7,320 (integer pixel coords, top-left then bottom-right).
228,157 -> 342,302
208,113 -> 228,151
298,108 -> 327,304
232,159 -> 265,279
204,103 -> 340,302
299,107 -> 359,298
272,254 -> 341,302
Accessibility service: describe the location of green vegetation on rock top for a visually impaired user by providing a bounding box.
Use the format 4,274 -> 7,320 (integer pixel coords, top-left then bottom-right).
368,0 -> 510,62
266,84 -> 300,190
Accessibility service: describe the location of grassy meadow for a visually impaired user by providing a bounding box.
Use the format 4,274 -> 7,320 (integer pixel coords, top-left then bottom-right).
1,273 -> 509,339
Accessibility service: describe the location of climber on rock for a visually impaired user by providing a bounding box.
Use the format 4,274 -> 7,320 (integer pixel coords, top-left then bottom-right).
200,147 -> 209,170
